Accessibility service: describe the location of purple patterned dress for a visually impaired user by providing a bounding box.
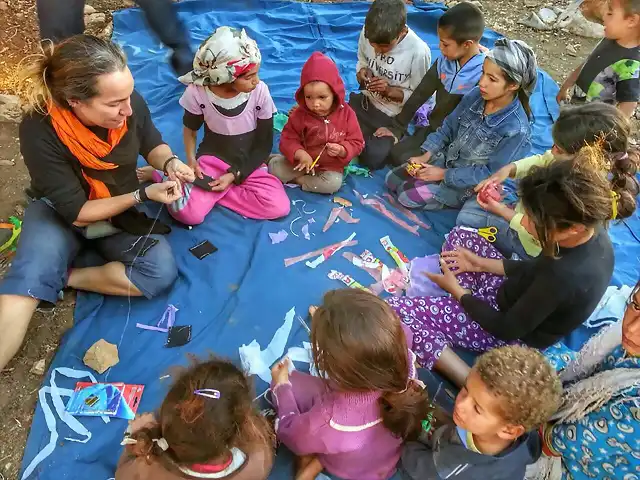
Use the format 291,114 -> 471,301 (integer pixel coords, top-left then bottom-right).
387,226 -> 511,369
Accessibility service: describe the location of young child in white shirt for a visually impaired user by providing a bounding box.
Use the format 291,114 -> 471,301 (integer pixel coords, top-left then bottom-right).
350,0 -> 431,170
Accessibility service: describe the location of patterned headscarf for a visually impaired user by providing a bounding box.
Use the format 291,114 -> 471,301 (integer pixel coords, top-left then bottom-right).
178,26 -> 261,86
486,38 -> 538,97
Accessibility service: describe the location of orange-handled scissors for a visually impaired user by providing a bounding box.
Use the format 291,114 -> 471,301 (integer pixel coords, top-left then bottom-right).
459,226 -> 498,243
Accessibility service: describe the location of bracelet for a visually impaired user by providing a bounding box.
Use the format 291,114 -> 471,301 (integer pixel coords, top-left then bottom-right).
132,190 -> 141,204
139,187 -> 149,202
162,155 -> 179,175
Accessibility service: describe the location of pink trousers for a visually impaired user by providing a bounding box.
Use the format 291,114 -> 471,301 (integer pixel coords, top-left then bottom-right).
154,155 -> 291,225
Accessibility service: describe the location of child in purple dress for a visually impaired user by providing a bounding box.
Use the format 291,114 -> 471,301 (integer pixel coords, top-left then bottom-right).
269,289 -> 430,480
388,148 -> 615,387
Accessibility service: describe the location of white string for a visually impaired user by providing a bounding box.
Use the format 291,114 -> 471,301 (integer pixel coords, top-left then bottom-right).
104,204 -> 165,381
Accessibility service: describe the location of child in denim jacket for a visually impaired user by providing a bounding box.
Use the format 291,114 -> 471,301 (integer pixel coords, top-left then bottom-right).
386,39 -> 536,210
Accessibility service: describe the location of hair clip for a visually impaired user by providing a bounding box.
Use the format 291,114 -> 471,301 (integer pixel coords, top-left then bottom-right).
153,438 -> 169,451
194,389 -> 221,399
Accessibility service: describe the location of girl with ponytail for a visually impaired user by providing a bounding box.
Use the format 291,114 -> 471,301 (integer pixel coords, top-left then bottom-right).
116,357 -> 274,480
389,148 -> 615,387
270,289 -> 431,480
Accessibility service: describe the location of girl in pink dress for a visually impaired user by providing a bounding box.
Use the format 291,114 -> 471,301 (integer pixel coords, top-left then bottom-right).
270,289 -> 430,480
139,26 -> 290,224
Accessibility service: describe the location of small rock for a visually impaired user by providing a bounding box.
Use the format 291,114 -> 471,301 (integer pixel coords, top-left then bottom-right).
0,1 -> 8,11
98,20 -> 114,40
524,0 -> 538,7
14,203 -> 25,217
30,359 -> 46,376
0,94 -> 22,123
83,4 -> 96,14
15,12 -> 23,19
518,12 -> 551,30
566,44 -> 578,56
538,7 -> 558,24
84,339 -> 119,374
85,12 -> 106,28
565,12 -> 605,38
0,159 -> 15,167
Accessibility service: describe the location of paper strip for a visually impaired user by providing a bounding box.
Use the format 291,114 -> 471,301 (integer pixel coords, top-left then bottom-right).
382,193 -> 431,230
269,230 -> 289,244
239,308 -> 295,383
322,207 -> 342,232
306,232 -> 357,268
284,239 -> 359,267
136,304 -> 178,333
380,235 -> 410,274
354,190 -> 419,235
328,270 -> 373,293
337,209 -> 360,224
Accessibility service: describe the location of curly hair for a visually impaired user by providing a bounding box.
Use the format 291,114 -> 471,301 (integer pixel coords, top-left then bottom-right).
474,346 -> 562,432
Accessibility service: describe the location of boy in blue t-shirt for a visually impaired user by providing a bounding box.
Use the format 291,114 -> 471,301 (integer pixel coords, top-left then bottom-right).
375,2 -> 486,166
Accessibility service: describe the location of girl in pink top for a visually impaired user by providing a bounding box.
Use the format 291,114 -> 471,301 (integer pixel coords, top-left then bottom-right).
138,26 -> 290,224
270,289 -> 431,480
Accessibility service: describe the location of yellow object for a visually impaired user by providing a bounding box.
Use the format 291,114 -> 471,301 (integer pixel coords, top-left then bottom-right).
476,227 -> 498,243
611,190 -> 619,219
0,223 -> 21,253
333,196 -> 353,207
309,144 -> 328,171
406,162 -> 422,177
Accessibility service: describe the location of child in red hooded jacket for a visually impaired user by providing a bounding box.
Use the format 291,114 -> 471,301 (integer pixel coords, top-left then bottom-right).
268,52 -> 365,194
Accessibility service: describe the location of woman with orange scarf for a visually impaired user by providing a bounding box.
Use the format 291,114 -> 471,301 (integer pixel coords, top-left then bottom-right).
0,35 -> 195,371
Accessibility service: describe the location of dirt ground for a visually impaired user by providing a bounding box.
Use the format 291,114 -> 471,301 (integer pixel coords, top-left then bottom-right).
0,0 -> 598,478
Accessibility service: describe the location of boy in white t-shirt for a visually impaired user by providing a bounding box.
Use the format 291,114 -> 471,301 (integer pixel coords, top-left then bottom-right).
350,0 -> 431,170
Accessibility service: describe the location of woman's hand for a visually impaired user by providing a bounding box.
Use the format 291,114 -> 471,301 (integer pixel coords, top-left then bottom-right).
165,157 -> 196,184
440,247 -> 485,274
425,258 -> 467,300
209,172 -> 235,192
475,164 -> 515,192
188,159 -> 203,180
145,181 -> 182,204
415,165 -> 445,182
271,357 -> 290,385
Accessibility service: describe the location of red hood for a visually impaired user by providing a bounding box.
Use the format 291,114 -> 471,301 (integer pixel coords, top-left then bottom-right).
295,52 -> 346,110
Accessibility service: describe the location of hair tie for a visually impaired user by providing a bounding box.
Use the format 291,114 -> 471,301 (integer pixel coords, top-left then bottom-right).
153,438 -> 169,451
611,190 -> 619,219
194,388 -> 221,399
397,378 -> 426,394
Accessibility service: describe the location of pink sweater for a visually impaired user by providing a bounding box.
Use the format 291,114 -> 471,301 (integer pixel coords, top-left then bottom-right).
272,327 -> 416,480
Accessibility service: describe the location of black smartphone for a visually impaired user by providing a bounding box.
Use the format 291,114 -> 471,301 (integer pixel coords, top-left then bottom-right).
193,174 -> 215,191
189,240 -> 217,260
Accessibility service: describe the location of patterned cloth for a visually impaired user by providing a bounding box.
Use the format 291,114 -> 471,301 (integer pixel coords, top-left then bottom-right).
486,38 -> 537,97
178,26 -> 261,86
387,227 -> 510,369
544,345 -> 640,480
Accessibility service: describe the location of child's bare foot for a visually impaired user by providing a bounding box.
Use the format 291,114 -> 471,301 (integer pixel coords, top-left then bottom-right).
308,305 -> 318,316
136,166 -> 155,183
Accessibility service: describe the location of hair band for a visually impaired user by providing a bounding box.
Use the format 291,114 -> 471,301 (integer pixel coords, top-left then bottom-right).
611,190 -> 619,219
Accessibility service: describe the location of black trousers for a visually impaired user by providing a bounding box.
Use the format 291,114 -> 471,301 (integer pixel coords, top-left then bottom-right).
348,92 -> 396,171
388,126 -> 432,167
36,0 -> 192,75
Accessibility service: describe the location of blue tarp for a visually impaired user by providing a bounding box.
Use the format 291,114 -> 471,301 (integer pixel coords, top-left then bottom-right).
20,1 -> 639,478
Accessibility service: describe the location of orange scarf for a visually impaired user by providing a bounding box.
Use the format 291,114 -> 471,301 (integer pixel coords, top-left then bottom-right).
48,102 -> 128,200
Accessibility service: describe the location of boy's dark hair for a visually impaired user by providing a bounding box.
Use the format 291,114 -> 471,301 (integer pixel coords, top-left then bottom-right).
438,2 -> 485,43
474,346 -> 561,432
364,0 -> 407,45
311,289 -> 431,440
519,145 -> 638,256
127,357 -> 274,467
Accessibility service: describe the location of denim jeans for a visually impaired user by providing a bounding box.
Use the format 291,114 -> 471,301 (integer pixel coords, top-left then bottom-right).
0,200 -> 177,302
